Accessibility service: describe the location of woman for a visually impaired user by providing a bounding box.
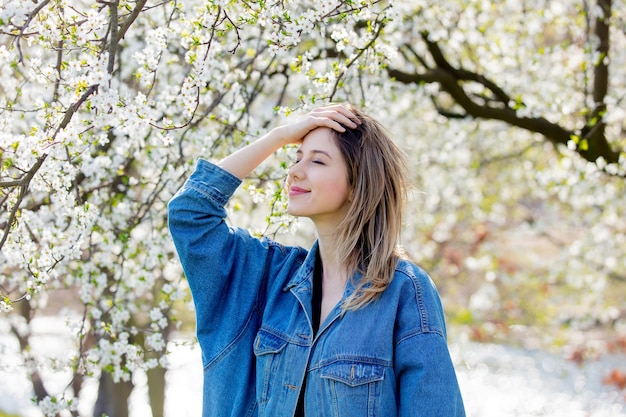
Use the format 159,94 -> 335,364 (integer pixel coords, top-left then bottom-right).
168,104 -> 466,417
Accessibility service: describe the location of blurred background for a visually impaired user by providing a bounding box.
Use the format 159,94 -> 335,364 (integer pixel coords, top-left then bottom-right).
1,0 -> 625,415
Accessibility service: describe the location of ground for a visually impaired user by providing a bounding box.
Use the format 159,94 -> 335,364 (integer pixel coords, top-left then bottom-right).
1,317 -> 625,416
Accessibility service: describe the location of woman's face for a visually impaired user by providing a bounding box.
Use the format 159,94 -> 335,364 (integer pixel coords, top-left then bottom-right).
286,128 -> 351,226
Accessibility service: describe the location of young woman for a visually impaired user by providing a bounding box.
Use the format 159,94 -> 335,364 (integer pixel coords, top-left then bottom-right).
168,104 -> 466,417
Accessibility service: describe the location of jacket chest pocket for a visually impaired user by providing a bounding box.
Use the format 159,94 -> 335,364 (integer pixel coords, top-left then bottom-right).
253,330 -> 289,406
320,360 -> 386,417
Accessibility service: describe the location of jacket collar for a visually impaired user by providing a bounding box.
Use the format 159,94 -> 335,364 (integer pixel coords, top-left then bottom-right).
283,240 -> 362,300
282,240 -> 317,291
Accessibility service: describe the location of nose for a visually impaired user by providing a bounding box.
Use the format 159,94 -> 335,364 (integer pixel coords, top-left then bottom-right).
288,162 -> 303,181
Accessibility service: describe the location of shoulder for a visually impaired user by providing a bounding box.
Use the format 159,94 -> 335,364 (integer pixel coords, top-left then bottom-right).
386,259 -> 447,340
392,260 -> 440,303
260,236 -> 309,268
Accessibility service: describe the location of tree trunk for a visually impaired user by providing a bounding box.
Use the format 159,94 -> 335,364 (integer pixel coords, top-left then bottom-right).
147,364 -> 166,417
93,371 -> 134,417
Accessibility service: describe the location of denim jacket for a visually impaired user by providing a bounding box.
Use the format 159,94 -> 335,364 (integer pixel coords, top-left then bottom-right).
168,159 -> 466,417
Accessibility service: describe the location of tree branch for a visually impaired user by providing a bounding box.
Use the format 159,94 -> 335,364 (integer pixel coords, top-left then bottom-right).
116,0 -> 148,43
329,13 -> 386,101
10,302 -> 50,402
0,85 -> 98,252
14,0 -> 52,63
387,28 -> 621,166
581,0 -> 611,154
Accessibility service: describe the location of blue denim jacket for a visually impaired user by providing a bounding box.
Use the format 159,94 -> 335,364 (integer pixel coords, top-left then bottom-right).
168,159 -> 466,417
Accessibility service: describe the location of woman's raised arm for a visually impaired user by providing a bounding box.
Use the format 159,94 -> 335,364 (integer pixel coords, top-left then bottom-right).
218,104 -> 360,179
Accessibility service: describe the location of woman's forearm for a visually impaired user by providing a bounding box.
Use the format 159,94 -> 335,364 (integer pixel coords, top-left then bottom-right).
217,127 -> 287,180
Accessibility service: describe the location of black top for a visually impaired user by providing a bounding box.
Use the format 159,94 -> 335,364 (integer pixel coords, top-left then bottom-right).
294,252 -> 323,416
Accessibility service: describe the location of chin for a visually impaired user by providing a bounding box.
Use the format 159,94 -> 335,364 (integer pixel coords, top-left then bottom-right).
287,207 -> 302,216
287,205 -> 309,218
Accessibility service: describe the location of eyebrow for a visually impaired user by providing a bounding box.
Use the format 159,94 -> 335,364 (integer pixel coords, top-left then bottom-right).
296,149 -> 333,159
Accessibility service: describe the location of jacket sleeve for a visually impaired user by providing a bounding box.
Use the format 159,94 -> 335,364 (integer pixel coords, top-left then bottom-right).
168,159 -> 293,365
394,268 -> 466,417
395,332 -> 465,416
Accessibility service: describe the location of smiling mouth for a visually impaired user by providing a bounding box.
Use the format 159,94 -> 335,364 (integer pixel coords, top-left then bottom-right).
289,186 -> 310,196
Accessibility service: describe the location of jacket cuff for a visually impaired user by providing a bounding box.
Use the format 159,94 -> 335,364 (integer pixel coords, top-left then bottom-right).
186,158 -> 243,206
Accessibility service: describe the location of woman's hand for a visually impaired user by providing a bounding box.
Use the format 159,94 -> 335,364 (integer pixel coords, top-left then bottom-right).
273,104 -> 360,147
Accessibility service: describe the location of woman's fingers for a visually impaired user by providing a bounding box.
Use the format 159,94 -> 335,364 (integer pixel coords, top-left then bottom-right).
276,104 -> 360,146
310,105 -> 360,129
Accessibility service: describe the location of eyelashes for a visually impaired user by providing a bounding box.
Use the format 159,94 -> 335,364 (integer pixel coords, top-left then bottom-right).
291,159 -> 325,166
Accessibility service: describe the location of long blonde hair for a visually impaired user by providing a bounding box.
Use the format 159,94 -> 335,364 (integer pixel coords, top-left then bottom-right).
332,105 -> 409,311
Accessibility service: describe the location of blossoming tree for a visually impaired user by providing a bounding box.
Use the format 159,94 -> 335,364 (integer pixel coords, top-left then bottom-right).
0,0 -> 624,415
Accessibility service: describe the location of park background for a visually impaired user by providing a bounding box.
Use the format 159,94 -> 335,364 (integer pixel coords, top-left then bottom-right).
0,0 -> 625,416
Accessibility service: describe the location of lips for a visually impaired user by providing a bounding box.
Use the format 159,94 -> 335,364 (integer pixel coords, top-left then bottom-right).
289,186 -> 310,197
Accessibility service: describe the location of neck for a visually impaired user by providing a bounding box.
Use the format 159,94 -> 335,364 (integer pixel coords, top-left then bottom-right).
315,228 -> 348,284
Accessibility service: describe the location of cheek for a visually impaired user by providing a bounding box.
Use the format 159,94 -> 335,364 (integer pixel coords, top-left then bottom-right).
326,178 -> 350,202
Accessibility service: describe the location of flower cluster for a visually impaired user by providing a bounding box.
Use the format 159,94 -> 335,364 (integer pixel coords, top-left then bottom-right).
37,395 -> 77,417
